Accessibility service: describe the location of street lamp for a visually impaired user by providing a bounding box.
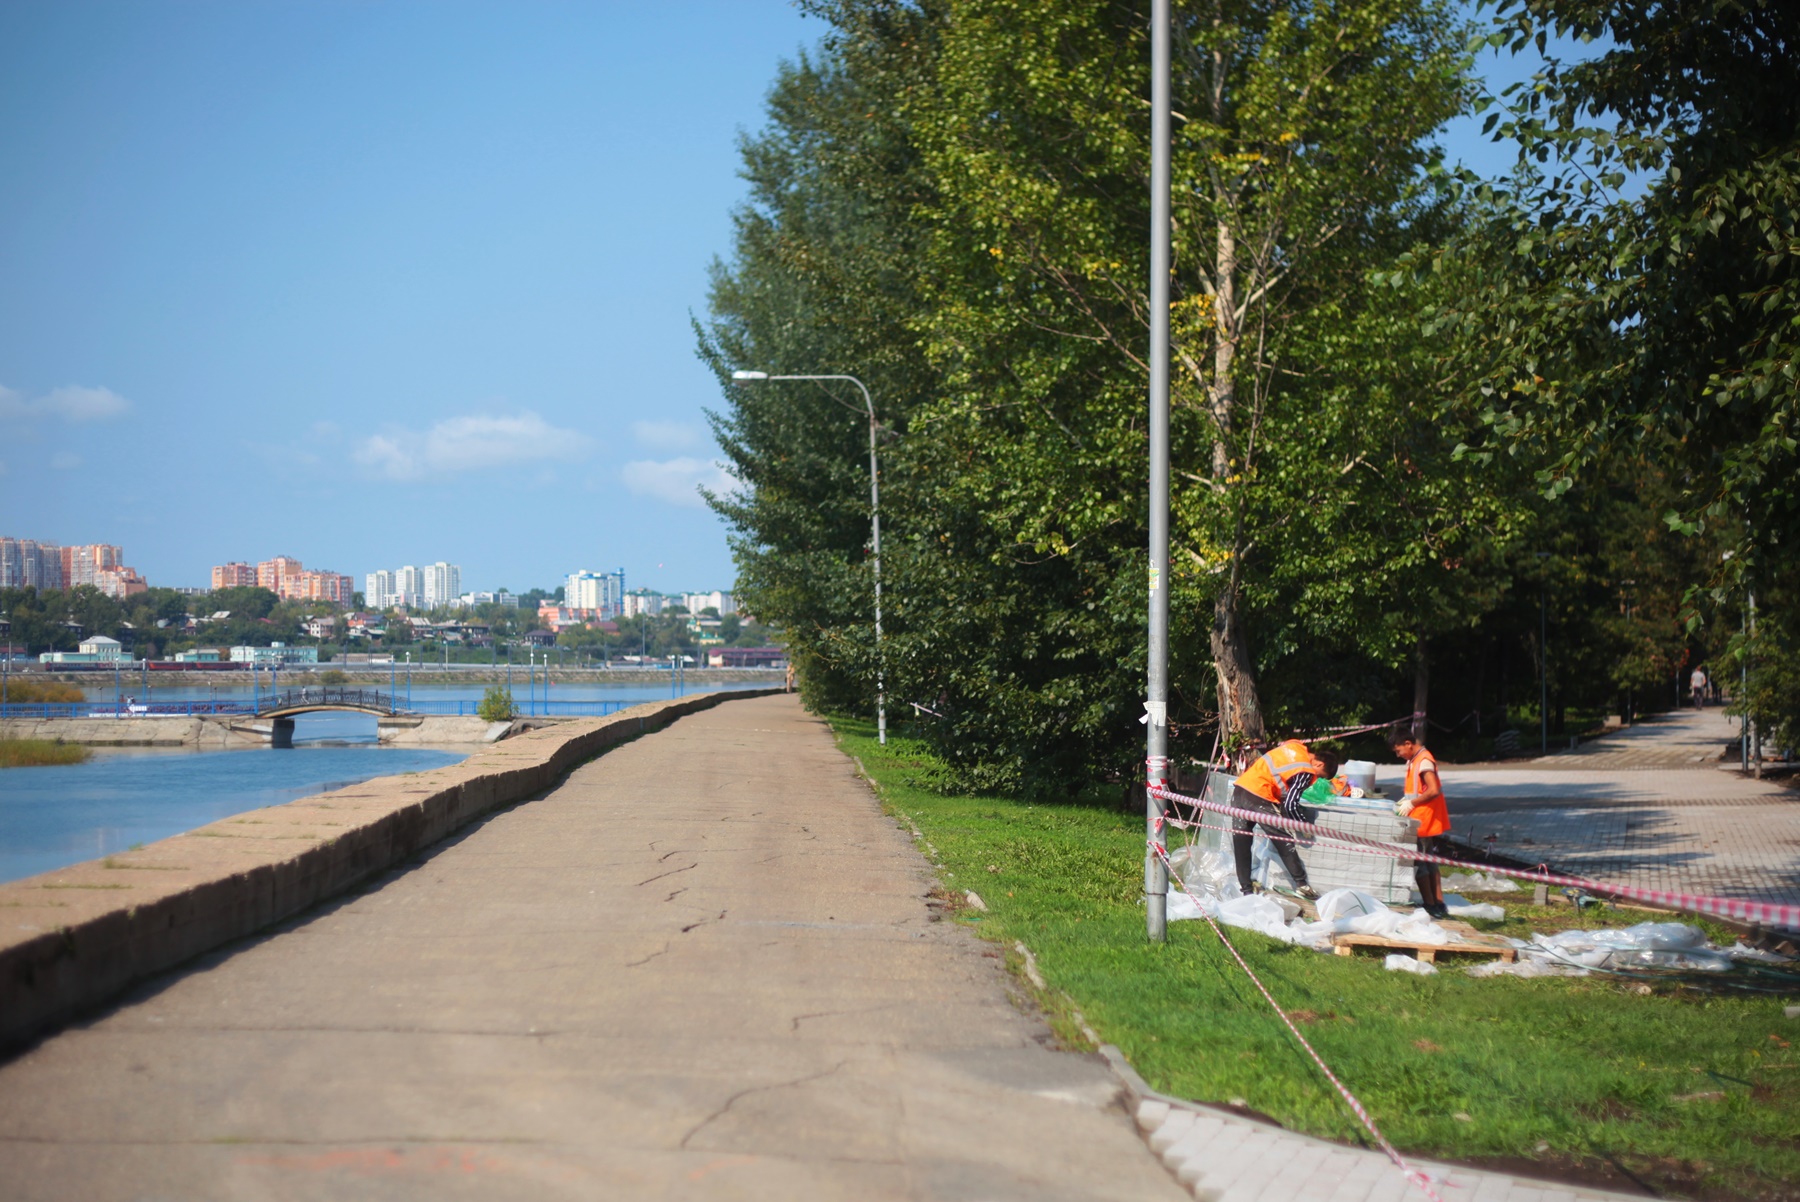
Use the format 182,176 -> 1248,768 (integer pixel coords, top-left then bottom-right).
1535,552 -> 1552,754
732,369 -> 887,745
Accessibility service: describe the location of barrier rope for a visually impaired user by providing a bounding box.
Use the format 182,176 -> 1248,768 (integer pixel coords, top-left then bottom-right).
1150,783 -> 1800,929
1149,828 -> 1444,1202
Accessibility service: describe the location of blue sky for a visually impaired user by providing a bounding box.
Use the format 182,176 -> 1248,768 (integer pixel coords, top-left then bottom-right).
0,2 -> 1557,596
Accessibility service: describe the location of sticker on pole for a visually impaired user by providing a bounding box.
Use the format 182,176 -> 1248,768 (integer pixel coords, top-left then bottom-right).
1148,559 -> 1161,591
1141,700 -> 1167,727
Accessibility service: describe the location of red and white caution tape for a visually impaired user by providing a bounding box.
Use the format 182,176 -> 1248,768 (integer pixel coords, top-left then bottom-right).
1151,784 -> 1800,929
1149,836 -> 1444,1202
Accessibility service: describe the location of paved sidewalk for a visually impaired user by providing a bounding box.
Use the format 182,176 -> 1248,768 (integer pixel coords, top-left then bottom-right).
0,695 -> 1183,1202
1379,709 -> 1800,906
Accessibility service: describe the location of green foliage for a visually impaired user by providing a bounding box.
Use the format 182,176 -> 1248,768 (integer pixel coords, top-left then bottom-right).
706,0 -> 1524,791
836,716 -> 1800,1198
1422,0 -> 1800,745
476,686 -> 518,722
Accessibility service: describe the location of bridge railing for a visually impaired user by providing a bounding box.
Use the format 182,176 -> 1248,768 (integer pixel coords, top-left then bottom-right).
0,700 -> 262,719
254,688 -> 400,716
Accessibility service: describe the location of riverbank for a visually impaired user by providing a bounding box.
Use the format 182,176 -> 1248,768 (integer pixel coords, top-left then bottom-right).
17,665 -> 787,689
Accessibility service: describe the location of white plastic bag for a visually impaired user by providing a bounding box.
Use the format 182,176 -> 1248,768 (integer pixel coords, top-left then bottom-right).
1384,954 -> 1438,976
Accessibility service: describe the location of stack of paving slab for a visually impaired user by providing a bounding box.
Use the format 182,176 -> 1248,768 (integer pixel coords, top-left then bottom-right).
1306,800 -> 1416,905
1193,771 -> 1416,904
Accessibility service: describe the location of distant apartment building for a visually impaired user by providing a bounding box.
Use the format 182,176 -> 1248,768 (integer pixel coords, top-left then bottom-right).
365,561 -> 461,610
211,561 -> 257,589
94,565 -> 148,599
4,537 -> 147,597
621,589 -> 665,618
365,570 -> 398,610
422,561 -> 461,609
681,590 -> 736,616
565,568 -> 625,619
61,543 -> 123,589
458,590 -> 520,608
257,555 -> 303,594
0,538 -> 65,590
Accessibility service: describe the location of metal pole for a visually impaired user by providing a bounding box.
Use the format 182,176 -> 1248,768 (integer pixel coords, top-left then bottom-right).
1539,583 -> 1549,755
733,371 -> 886,744
1144,0 -> 1172,943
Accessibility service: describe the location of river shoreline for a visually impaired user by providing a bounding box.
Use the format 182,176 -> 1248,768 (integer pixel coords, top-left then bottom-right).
15,665 -> 785,688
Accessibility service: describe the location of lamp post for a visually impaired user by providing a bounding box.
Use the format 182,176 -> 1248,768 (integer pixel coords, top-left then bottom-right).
1535,552 -> 1552,754
732,369 -> 886,745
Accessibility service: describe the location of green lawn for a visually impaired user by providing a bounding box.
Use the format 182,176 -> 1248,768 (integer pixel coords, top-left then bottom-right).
829,717 -> 1800,1201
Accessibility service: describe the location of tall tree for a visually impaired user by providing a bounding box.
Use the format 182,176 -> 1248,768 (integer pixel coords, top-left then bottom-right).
1428,0 -> 1800,744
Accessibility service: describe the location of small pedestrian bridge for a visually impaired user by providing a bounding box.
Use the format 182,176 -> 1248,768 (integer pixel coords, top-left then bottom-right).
253,687 -> 404,719
251,688 -> 408,747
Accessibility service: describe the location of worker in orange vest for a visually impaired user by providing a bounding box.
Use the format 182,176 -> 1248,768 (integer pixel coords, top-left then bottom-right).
1231,738 -> 1340,900
1388,730 -> 1452,920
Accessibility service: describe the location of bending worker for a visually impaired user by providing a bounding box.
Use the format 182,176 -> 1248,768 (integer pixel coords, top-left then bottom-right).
1389,730 -> 1452,920
1231,738 -> 1339,900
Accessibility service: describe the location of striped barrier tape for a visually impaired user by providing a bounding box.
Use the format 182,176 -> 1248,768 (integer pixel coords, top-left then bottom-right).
1150,784 -> 1800,929
1149,838 -> 1445,1202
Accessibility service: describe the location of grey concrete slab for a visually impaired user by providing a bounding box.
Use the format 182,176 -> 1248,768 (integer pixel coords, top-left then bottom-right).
0,694 -> 1186,1201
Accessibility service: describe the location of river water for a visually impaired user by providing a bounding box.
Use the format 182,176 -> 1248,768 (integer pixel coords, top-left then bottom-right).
3,681 -> 776,885
0,744 -> 469,884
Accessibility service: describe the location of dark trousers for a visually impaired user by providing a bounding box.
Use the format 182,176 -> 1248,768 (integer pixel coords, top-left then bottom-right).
1231,785 -> 1310,892
1415,835 -> 1451,908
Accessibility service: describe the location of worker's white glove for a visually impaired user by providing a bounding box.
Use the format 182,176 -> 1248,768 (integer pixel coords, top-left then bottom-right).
1348,786 -> 1365,799
1394,795 -> 1419,818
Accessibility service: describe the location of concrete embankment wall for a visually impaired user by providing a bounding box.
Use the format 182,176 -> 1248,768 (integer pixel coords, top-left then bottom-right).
0,717 -> 262,749
0,688 -> 780,1053
3,714 -> 515,747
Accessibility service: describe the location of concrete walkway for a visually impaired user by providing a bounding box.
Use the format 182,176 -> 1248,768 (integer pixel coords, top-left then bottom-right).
0,694 -> 1185,1202
1377,708 -> 1800,906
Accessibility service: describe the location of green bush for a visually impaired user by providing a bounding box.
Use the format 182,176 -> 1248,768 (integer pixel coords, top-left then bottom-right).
476,685 -> 517,722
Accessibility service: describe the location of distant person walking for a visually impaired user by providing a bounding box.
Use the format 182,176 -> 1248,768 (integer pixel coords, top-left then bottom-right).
1690,665 -> 1709,710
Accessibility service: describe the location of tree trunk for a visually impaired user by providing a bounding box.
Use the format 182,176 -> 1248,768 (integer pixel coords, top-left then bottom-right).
1411,632 -> 1429,742
1211,546 -> 1264,742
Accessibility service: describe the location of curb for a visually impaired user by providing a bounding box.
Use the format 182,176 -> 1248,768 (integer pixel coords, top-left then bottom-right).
0,688 -> 781,1054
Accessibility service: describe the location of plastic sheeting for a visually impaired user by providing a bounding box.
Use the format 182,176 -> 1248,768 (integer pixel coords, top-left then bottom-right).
1527,922 -> 1736,972
1443,893 -> 1507,922
1442,871 -> 1521,894
1385,953 -> 1438,976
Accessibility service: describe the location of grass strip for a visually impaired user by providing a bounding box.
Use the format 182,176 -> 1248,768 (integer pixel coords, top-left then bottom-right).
830,716 -> 1800,1201
0,738 -> 93,768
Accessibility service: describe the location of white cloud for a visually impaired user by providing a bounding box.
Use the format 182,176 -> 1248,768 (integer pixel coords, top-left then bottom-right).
632,419 -> 705,452
353,411 -> 593,481
621,457 -> 738,509
0,384 -> 132,423
50,451 -> 83,470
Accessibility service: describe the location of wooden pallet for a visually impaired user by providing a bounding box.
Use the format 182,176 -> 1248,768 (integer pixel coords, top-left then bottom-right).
1331,919 -> 1517,964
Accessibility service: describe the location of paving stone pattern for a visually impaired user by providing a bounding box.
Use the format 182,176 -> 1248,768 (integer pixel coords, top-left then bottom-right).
1380,710 -> 1800,906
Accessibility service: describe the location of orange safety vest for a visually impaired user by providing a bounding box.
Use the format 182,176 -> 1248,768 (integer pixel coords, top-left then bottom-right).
1235,739 -> 1326,805
1404,746 -> 1451,837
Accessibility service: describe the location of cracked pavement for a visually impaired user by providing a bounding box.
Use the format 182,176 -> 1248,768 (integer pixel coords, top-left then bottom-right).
0,694 -> 1183,1201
